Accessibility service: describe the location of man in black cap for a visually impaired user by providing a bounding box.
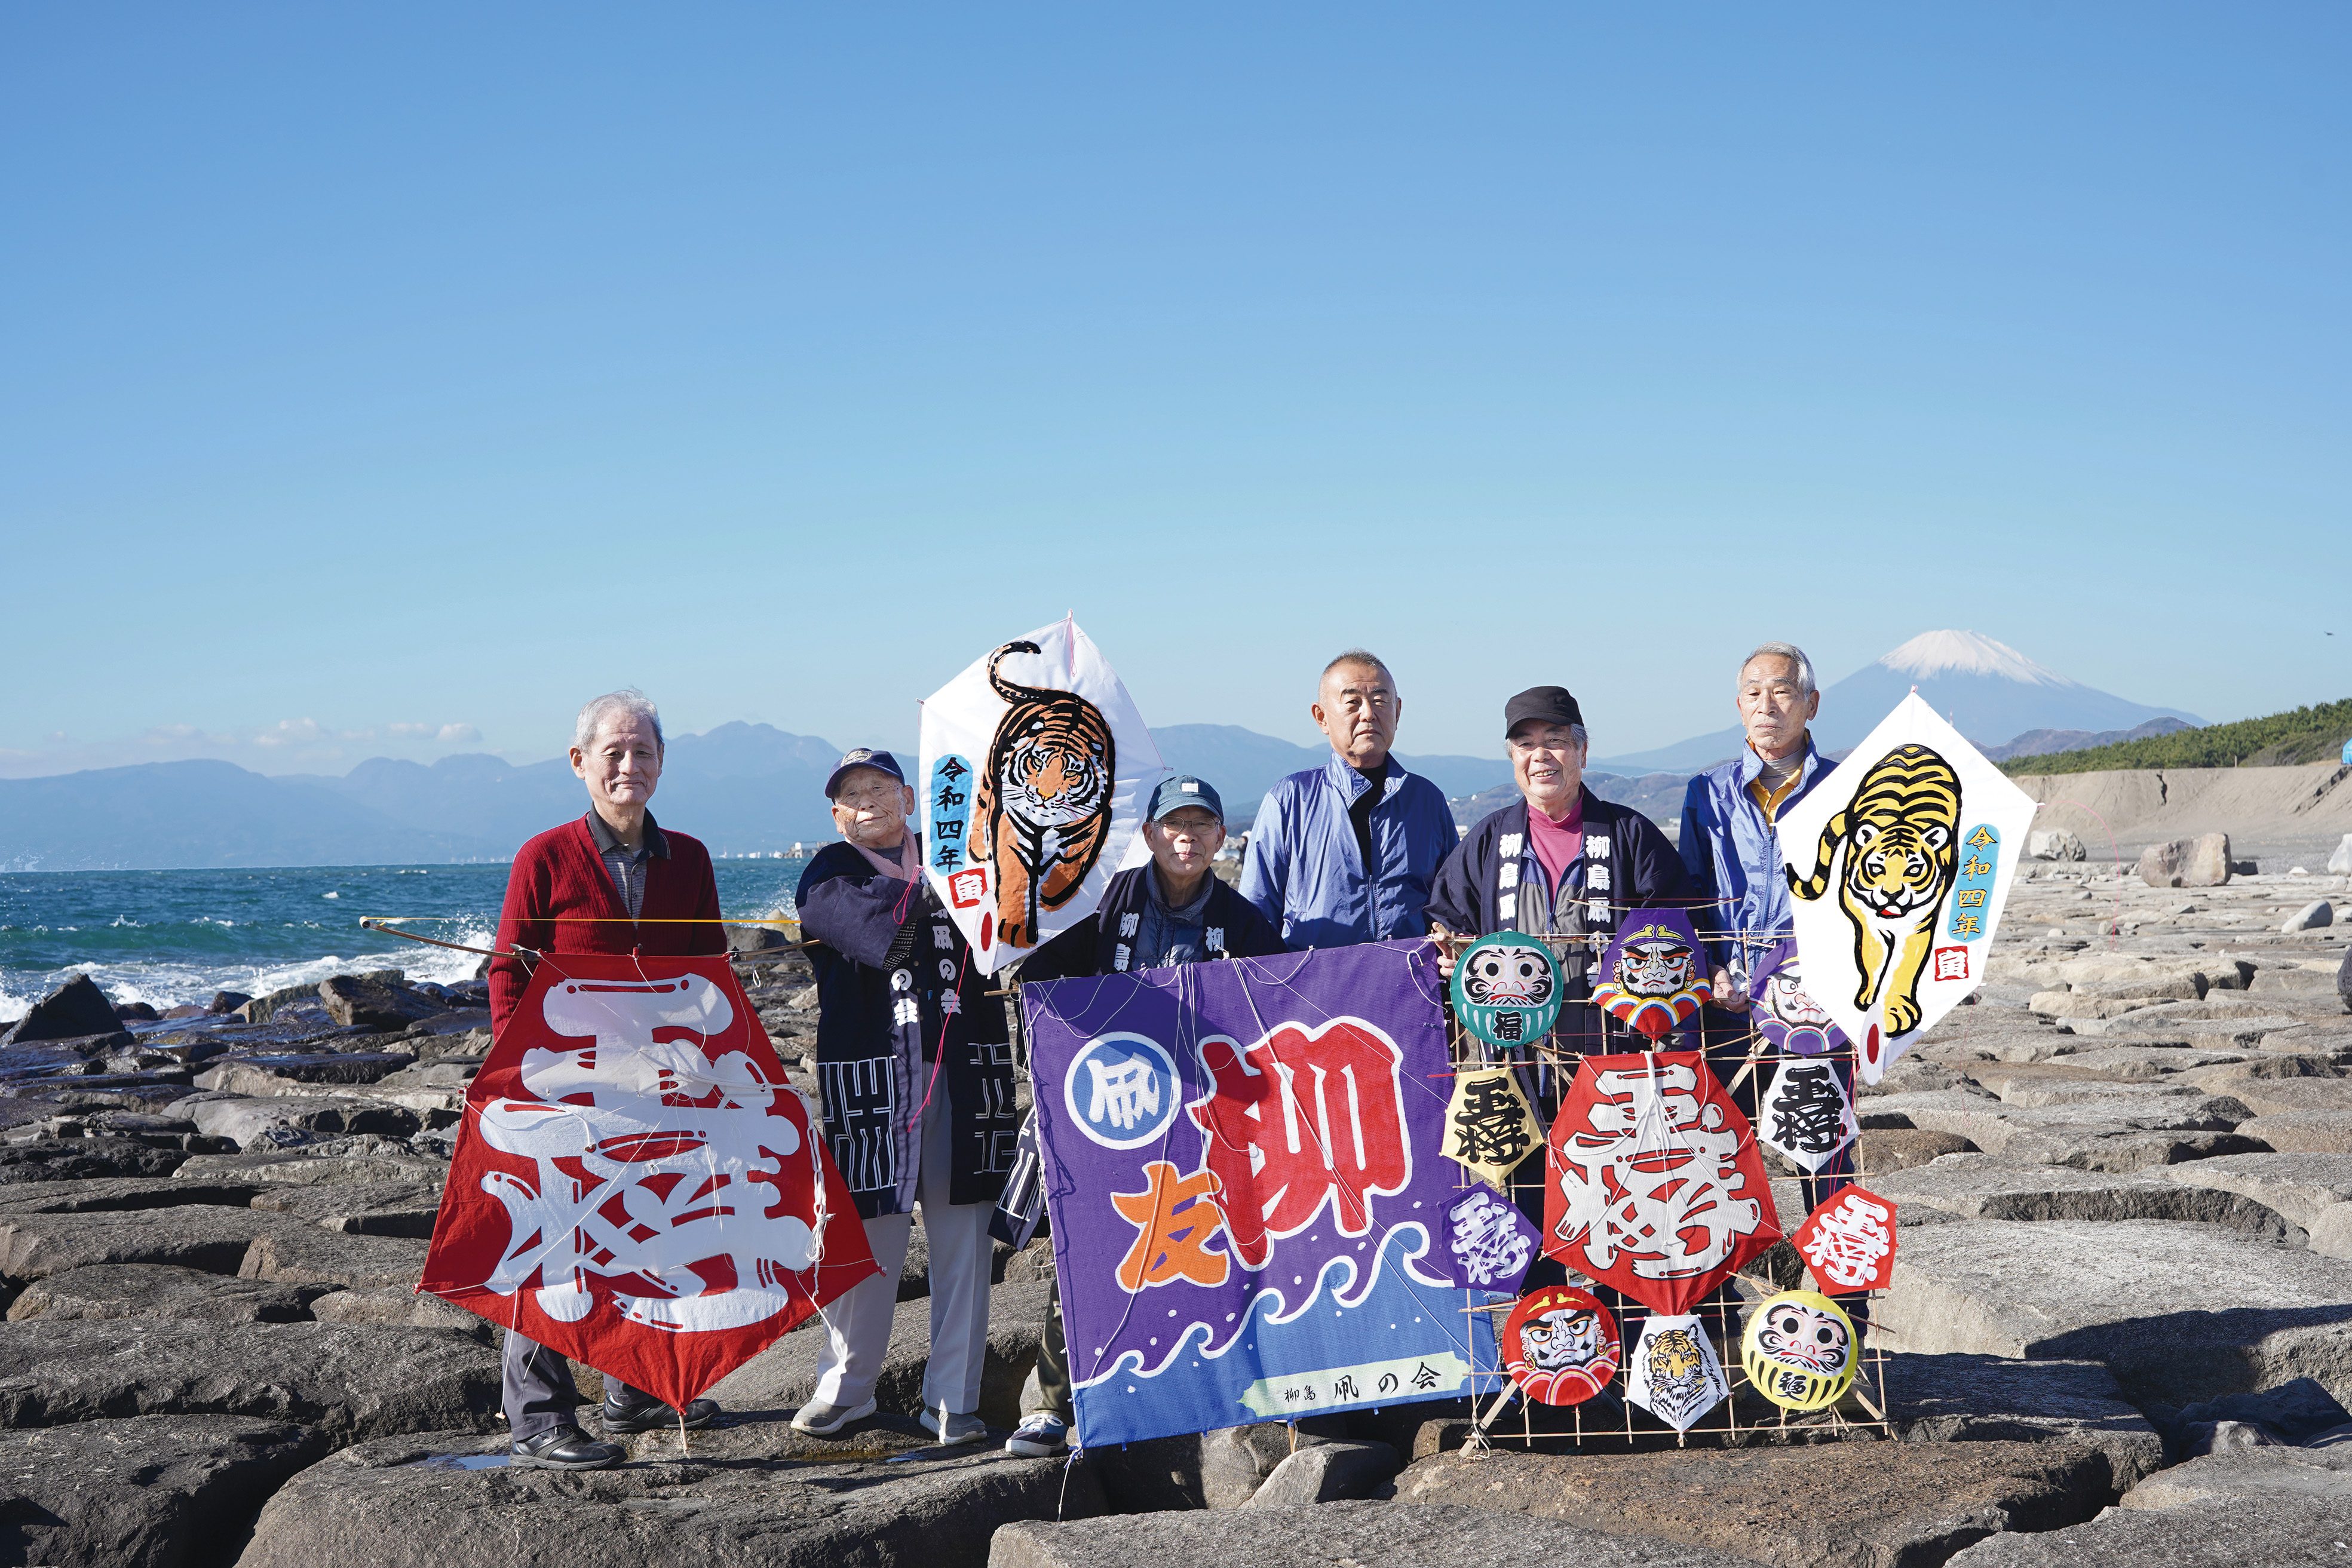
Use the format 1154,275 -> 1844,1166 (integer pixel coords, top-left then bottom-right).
790,748 -> 1017,1446
1425,688 -> 1691,1224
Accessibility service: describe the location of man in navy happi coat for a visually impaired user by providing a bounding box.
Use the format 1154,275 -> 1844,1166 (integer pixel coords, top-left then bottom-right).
792,748 -> 1020,1446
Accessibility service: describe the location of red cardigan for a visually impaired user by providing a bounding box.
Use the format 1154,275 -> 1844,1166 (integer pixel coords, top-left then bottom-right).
489,815 -> 726,1035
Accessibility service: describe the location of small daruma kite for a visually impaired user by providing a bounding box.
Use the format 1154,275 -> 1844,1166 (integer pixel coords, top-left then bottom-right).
1501,1285 -> 1618,1406
1451,932 -> 1563,1051
1741,1290 -> 1861,1412
1589,910 -> 1713,1044
1776,692 -> 2035,1084
422,955 -> 878,1420
919,619 -> 1163,971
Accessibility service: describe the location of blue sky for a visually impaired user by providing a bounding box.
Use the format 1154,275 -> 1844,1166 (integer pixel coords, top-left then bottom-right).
5,4 -> 2345,777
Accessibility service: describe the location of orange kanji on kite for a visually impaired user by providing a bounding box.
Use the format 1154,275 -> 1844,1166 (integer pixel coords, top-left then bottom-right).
1109,1160 -> 1231,1291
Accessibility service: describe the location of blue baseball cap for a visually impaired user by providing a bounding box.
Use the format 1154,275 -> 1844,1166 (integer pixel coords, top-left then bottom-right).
824,748 -> 906,799
1146,775 -> 1225,823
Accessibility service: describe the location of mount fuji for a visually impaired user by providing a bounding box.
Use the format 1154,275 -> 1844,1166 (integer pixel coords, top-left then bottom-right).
1592,631 -> 2204,775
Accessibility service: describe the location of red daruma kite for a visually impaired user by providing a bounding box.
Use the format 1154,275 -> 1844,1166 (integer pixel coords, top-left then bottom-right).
421,955 -> 878,1416
1544,1052 -> 1780,1316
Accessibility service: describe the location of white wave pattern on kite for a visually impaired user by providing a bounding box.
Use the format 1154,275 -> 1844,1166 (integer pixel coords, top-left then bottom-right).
475,972 -> 819,1333
1071,1221 -> 1449,1391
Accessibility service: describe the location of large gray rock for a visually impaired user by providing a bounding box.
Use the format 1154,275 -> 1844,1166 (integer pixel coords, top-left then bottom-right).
1944,1492 -> 2352,1565
2140,834 -> 2232,888
0,1205 -> 292,1279
1863,1088 -> 2264,1171
2284,900 -> 2337,934
992,1502 -> 1770,1568
0,1176 -> 263,1215
2240,1110 -> 2352,1154
0,974 -> 123,1045
1245,1439 -> 1403,1507
0,1136 -> 191,1184
317,976 -> 443,1031
2158,1152 -> 2352,1241
238,1229 -> 431,1290
174,1150 -> 450,1186
2029,830 -> 2086,863
1081,1422 -> 1307,1512
1873,1153 -> 2301,1239
308,1285 -> 488,1339
2224,1078 -> 2352,1116
232,1425 -> 1105,1568
2123,1444 -> 2352,1508
194,1054 -> 418,1094
1874,1219 -> 2352,1407
5,1263 -> 331,1324
1387,1443 -> 2132,1568
0,1321 -> 498,1438
0,1414 -> 332,1568
706,1279 -> 1054,1430
184,1095 -> 423,1147
1882,1353 -> 2166,1490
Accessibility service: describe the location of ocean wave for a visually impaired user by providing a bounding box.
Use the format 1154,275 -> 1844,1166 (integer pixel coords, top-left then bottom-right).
1071,1222 -> 1446,1390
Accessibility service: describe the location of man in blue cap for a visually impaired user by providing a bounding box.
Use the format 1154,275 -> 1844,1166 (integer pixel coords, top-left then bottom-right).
1020,775 -> 1286,981
790,747 -> 1018,1446
998,774 -> 1287,1459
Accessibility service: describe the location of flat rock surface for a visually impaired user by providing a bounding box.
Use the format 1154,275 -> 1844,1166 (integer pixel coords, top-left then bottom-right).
2157,1151 -> 2352,1229
232,1425 -> 1105,1568
0,1414 -> 332,1568
1943,1492 -> 2352,1566
1881,1353 -> 2166,1489
1872,1153 -> 2301,1238
2121,1444 -> 2352,1508
1874,1219 -> 2352,1407
0,1205 -> 293,1278
1387,1442 -> 2130,1568
992,1502 -> 1770,1568
2238,1110 -> 2352,1153
238,1228 -> 431,1289
708,1279 -> 1053,1429
174,1150 -> 449,1186
0,1320 -> 498,1438
6,1263 -> 331,1324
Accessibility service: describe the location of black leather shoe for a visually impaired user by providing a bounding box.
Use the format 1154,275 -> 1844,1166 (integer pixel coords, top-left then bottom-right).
510,1426 -> 626,1470
601,1395 -> 719,1434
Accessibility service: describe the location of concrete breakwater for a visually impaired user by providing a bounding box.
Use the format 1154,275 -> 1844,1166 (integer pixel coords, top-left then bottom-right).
0,887 -> 2345,1564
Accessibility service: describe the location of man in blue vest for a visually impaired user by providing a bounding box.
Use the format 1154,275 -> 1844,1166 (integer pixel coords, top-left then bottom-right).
1240,650 -> 1459,950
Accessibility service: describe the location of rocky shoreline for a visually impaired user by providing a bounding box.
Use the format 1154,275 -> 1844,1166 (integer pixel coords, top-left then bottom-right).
0,875 -> 2346,1566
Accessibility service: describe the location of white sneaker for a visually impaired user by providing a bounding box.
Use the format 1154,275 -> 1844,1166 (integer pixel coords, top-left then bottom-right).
920,1407 -> 988,1446
1004,1412 -> 1068,1457
790,1396 -> 876,1435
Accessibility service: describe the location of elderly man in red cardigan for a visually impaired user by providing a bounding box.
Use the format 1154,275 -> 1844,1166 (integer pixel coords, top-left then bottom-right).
487,689 -> 729,1471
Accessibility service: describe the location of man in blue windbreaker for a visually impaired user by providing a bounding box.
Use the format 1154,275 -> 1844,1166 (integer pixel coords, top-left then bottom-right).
1676,642 -> 1830,998
1240,650 -> 1459,949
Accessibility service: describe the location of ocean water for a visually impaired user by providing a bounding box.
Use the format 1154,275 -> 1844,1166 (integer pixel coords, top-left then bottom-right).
0,863 -> 809,1022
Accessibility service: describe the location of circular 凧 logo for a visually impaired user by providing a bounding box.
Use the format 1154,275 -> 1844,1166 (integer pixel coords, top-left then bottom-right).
1062,1032 -> 1182,1150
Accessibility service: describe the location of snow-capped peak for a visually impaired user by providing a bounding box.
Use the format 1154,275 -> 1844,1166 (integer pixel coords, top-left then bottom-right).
1875,630 -> 2075,688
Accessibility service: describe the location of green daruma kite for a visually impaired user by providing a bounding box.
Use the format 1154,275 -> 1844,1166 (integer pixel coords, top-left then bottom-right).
1451,932 -> 1563,1051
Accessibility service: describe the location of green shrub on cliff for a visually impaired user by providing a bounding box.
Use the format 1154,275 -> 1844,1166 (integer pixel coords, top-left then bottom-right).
2003,697 -> 2352,775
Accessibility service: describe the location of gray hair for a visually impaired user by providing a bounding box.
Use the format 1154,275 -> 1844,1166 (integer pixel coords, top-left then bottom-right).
575,689 -> 664,751
1739,642 -> 1817,698
1321,648 -> 1393,683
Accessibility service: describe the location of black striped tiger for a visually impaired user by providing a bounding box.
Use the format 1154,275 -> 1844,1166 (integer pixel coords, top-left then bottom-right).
1784,743 -> 1961,1036
970,640 -> 1116,950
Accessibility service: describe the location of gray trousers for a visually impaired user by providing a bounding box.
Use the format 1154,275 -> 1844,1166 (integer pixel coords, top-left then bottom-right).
502,1331 -> 652,1441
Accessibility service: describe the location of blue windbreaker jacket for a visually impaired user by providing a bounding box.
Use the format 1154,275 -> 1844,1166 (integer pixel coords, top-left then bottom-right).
1240,753 -> 1459,949
1676,737 -> 1830,971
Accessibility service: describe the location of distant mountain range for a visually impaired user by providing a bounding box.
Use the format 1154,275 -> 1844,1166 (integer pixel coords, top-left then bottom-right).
1592,630 -> 2204,774
0,637 -> 2212,870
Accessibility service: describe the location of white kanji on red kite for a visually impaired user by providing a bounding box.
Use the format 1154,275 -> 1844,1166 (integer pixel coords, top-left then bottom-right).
421,954 -> 879,1416
1543,1051 -> 1781,1317
1791,1185 -> 1897,1294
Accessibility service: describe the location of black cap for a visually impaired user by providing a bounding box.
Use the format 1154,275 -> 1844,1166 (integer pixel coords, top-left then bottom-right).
824,748 -> 906,799
1503,686 -> 1584,738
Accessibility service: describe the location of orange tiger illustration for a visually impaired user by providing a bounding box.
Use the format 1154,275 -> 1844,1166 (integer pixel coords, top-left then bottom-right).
970,640 -> 1116,950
